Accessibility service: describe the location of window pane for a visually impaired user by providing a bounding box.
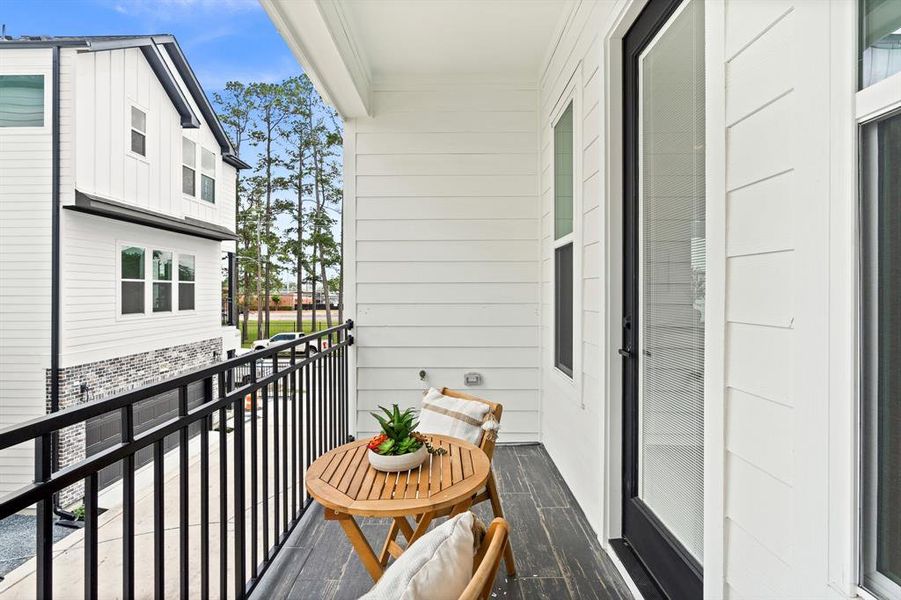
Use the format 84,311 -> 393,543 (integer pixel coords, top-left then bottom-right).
121,281 -> 144,314
178,255 -> 195,281
861,110 -> 901,596
130,106 -> 145,131
860,0 -> 901,88
178,283 -> 195,311
182,137 -> 195,167
201,174 -> 215,203
130,130 -> 145,156
554,243 -> 573,375
153,282 -> 172,312
201,148 -> 215,175
0,75 -> 44,127
121,246 -> 144,279
153,250 -> 172,281
554,103 -> 574,240
182,166 -> 195,196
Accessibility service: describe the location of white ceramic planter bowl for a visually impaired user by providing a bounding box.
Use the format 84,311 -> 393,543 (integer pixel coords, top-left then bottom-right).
367,444 -> 428,473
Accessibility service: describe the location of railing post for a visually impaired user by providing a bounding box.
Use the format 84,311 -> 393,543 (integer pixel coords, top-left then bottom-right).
35,434 -> 52,600
121,404 -> 135,600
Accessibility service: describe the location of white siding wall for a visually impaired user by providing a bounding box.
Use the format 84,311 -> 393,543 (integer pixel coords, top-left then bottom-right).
73,47 -> 236,231
0,48 -> 55,495
538,0 -> 614,534
709,0 -> 843,597
59,211 -> 226,367
347,85 -> 542,441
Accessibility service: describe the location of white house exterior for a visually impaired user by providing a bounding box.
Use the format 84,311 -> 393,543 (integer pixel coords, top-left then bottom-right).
263,1 -> 901,599
0,36 -> 247,503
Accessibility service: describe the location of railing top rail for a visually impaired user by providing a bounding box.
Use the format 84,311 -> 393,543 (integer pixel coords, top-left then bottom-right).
0,320 -> 353,451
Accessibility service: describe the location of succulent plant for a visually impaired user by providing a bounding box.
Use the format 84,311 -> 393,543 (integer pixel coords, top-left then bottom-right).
369,405 -> 423,456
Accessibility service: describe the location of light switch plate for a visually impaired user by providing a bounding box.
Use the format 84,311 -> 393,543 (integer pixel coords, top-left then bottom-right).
463,372 -> 482,386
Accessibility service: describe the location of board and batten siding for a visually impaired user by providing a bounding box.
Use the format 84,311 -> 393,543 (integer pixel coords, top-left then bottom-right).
347,85 -> 541,441
0,48 -> 56,495
73,47 -> 236,232
538,0 -> 614,535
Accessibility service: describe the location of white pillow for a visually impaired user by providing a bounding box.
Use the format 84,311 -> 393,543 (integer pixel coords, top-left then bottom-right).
418,388 -> 491,446
360,512 -> 475,600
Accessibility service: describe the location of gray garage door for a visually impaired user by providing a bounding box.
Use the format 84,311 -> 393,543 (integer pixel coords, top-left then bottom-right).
85,380 -> 207,490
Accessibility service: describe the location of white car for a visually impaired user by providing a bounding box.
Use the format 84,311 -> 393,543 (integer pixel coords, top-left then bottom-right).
251,332 -> 319,353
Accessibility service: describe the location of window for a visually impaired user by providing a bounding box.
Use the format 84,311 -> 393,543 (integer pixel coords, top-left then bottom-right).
859,0 -> 901,89
152,250 -> 172,312
120,246 -> 145,315
182,137 -> 196,196
554,102 -> 574,376
178,254 -> 195,311
130,106 -> 146,156
0,75 -> 44,127
200,147 -> 216,203
861,109 -> 901,600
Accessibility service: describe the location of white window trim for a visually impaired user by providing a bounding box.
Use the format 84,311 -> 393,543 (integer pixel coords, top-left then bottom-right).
116,242 -> 197,320
199,146 -> 217,204
128,103 -> 148,161
851,5 -> 901,600
151,249 -> 174,314
182,136 -> 197,199
177,254 -> 197,312
549,63 -> 584,406
0,71 -> 51,131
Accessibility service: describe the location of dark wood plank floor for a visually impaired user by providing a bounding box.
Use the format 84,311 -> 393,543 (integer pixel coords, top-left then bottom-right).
254,444 -> 633,600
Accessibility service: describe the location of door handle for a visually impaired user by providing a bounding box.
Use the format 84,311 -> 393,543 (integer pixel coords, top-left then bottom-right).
618,348 -> 634,358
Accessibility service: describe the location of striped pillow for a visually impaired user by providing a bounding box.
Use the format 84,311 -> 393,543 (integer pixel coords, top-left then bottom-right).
418,388 -> 491,446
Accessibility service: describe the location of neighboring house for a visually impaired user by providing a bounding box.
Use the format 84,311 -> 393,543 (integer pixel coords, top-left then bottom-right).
262,2 -> 900,600
0,35 -> 248,503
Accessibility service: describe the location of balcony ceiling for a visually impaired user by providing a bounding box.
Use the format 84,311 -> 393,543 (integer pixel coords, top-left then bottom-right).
338,0 -> 572,82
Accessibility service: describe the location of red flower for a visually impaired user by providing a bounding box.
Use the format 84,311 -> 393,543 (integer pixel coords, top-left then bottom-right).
368,434 -> 387,450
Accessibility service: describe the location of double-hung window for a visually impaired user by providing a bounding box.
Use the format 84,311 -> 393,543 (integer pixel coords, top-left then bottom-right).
182,137 -> 196,196
200,148 -> 216,203
0,75 -> 44,127
152,250 -> 173,312
120,246 -> 145,315
858,2 -> 901,598
130,106 -> 146,156
553,102 -> 575,377
178,254 -> 196,311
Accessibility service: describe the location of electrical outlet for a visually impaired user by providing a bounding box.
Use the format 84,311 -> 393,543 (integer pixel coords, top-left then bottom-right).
463,372 -> 482,386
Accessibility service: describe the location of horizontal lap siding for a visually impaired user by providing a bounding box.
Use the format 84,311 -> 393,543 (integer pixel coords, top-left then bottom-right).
0,48 -> 55,496
719,1 -> 831,595
351,86 -> 540,442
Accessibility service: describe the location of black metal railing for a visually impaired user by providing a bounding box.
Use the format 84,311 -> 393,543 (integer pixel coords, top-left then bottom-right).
0,320 -> 353,600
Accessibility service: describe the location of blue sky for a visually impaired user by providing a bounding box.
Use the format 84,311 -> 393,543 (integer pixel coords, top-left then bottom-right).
1,0 -> 301,94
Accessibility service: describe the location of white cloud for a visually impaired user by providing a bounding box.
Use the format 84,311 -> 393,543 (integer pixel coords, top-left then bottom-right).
109,0 -> 259,21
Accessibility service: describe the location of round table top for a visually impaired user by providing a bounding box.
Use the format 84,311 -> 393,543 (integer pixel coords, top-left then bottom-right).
306,434 -> 490,517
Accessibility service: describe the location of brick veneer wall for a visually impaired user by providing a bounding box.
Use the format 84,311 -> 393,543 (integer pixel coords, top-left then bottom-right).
46,338 -> 222,507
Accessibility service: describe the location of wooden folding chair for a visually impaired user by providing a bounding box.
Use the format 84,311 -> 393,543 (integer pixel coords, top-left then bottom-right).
378,387 -> 516,576
460,518 -> 510,600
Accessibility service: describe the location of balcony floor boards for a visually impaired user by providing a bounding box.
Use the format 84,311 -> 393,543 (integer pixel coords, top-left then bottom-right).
256,444 -> 632,600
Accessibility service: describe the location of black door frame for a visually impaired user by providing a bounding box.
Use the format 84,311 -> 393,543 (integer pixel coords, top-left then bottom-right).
621,1 -> 704,598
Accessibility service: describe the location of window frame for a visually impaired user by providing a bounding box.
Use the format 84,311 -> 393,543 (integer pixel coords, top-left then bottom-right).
152,250 -> 173,313
856,6 -> 901,599
200,147 -> 216,203
549,65 -> 583,402
178,253 -> 196,312
182,137 -> 197,198
129,105 -> 147,158
0,73 -> 48,129
117,242 -> 197,319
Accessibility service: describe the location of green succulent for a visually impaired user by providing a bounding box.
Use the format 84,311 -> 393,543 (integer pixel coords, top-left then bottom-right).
371,404 -> 423,456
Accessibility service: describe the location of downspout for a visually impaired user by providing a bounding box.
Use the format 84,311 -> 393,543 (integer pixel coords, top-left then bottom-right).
49,46 -> 76,522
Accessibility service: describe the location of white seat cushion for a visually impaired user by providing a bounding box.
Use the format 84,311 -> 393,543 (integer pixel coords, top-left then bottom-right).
418,388 -> 491,446
359,512 -> 475,600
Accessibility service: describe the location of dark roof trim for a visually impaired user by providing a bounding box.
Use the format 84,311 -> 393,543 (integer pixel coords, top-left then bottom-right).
68,190 -> 239,242
0,35 -> 250,169
138,44 -> 200,128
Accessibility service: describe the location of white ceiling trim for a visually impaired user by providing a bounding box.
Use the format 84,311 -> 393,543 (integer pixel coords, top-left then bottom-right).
261,0 -> 371,118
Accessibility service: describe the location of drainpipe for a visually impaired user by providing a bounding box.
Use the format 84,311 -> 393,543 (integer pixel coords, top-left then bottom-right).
48,46 -> 76,522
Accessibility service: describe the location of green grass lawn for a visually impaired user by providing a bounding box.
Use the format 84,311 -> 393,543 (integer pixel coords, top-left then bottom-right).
239,319 -> 330,347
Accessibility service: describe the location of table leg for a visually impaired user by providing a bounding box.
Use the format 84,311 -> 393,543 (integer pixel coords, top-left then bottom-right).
331,511 -> 384,582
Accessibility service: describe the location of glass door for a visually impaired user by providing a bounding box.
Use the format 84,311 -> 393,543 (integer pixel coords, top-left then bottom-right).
622,0 -> 705,597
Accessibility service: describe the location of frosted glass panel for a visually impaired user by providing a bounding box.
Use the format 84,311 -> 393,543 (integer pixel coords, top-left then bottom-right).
554,103 -> 573,240
637,0 -> 705,562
